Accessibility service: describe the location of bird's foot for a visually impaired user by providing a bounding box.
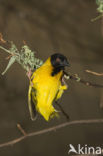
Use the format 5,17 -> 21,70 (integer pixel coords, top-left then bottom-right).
26,69 -> 32,80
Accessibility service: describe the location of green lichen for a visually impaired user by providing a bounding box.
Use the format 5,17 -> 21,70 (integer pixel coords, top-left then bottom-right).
0,42 -> 43,75
96,0 -> 103,13
91,0 -> 103,22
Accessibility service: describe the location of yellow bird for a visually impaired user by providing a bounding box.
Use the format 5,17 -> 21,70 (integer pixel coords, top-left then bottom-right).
28,53 -> 69,121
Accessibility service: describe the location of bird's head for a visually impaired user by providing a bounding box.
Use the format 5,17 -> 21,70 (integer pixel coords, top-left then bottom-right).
50,53 -> 70,76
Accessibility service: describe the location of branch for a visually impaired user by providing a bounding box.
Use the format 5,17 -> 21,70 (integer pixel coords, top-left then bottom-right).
86,70 -> 103,76
55,101 -> 69,120
0,119 -> 103,148
91,0 -> 103,22
0,41 -> 43,75
17,124 -> 27,136
66,73 -> 103,88
0,46 -> 11,54
91,13 -> 103,22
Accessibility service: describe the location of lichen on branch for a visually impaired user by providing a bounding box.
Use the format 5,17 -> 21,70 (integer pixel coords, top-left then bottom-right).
96,0 -> 103,13
0,41 -> 43,75
91,0 -> 103,22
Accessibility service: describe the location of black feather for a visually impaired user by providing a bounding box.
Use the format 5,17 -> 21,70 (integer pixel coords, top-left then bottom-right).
50,53 -> 70,76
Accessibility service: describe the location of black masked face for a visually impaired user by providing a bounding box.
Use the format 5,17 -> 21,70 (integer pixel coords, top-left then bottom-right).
51,53 -> 70,76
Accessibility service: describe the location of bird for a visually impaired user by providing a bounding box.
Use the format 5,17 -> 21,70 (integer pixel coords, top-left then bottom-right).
28,53 -> 70,121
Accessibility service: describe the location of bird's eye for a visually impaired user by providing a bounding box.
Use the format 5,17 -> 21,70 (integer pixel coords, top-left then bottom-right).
56,58 -> 61,63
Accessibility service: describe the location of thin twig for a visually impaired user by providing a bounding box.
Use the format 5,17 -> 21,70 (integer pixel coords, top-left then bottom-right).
86,70 -> 103,76
0,46 -> 11,54
0,33 -> 6,43
91,14 -> 103,22
17,124 -> 27,136
68,74 -> 103,88
0,119 -> 103,148
55,101 -> 69,120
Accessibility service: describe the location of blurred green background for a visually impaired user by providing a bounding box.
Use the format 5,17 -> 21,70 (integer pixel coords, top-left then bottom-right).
0,0 -> 103,155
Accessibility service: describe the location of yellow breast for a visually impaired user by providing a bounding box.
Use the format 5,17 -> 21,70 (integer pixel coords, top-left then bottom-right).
31,57 -> 63,121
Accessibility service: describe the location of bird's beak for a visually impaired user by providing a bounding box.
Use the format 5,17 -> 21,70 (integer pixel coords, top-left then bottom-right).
64,60 -> 70,67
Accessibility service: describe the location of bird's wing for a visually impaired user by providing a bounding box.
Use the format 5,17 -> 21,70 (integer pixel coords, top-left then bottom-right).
28,85 -> 37,121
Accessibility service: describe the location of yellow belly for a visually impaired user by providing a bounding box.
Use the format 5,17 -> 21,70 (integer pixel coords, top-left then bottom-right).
31,61 -> 63,120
